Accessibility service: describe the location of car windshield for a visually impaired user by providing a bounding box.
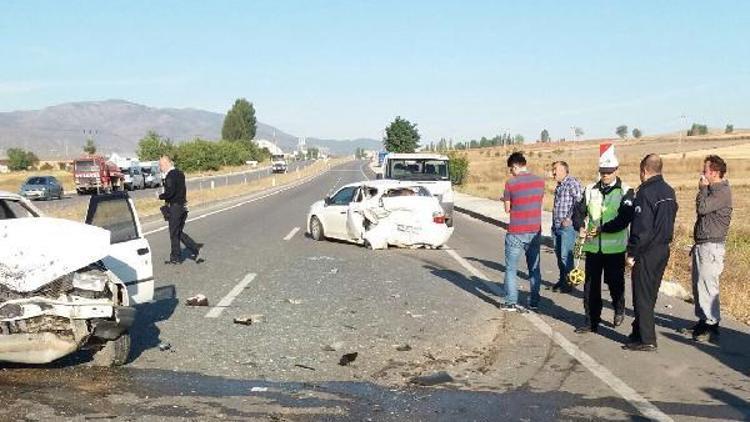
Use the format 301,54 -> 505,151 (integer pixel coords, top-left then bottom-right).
141,167 -> 153,175
26,177 -> 48,185
388,159 -> 449,181
75,160 -> 98,172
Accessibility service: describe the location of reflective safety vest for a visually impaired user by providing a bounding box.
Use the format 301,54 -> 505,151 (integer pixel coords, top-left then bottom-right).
582,182 -> 630,254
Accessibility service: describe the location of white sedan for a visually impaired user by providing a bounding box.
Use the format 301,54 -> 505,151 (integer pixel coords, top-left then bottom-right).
306,180 -> 453,249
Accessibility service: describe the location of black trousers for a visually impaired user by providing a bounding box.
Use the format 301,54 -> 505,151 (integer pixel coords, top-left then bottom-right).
584,252 -> 626,327
168,203 -> 199,261
631,246 -> 670,345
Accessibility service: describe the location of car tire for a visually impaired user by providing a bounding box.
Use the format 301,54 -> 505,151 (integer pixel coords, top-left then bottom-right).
310,216 -> 325,241
91,332 -> 131,367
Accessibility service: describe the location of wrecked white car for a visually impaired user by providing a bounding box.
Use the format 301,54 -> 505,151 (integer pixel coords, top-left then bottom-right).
0,191 -> 154,366
307,180 -> 453,249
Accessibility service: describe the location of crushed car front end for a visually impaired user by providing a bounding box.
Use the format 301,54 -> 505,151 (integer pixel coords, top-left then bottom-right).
0,263 -> 133,364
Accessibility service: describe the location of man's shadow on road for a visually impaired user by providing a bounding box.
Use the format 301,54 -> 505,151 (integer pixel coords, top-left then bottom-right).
442,256 -> 750,378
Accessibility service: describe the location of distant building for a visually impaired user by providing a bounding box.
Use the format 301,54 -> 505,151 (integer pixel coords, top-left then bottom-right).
0,159 -> 9,173
255,139 -> 284,156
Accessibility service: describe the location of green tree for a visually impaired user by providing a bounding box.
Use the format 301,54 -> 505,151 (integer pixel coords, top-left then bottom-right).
222,98 -> 257,142
513,134 -> 525,144
725,124 -> 734,134
137,131 -> 175,161
175,138 -> 221,172
687,123 -> 708,136
469,140 -> 479,149
574,127 -> 584,138
447,151 -> 469,185
632,128 -> 643,138
83,138 -> 97,155
307,147 -> 320,160
615,125 -> 628,139
540,129 -> 550,143
454,142 -> 465,150
6,148 -> 39,171
383,116 -> 420,153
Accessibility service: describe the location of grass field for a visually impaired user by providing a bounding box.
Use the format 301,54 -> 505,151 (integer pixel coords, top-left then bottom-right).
457,134 -> 750,324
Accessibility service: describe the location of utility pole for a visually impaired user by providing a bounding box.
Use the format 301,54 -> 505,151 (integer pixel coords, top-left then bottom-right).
679,114 -> 686,146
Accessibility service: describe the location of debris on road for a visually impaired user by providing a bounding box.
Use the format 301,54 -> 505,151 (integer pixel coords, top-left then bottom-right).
665,304 -> 674,309
295,364 -> 316,371
339,352 -> 358,366
410,371 -> 454,386
330,268 -> 339,274
286,299 -> 303,305
158,342 -> 172,352
185,294 -> 209,306
395,344 -> 412,352
406,311 -> 424,318
322,341 -> 345,352
250,387 -> 268,392
233,315 -> 264,325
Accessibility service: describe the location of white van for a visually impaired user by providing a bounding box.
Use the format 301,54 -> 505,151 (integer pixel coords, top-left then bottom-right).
380,153 -> 455,226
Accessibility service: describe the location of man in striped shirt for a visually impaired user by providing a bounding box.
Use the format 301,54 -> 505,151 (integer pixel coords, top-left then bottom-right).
500,152 -> 545,311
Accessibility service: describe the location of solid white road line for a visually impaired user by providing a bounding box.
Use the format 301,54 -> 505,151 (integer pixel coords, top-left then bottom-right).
443,247 -> 673,422
283,227 -> 300,241
143,168 -> 328,237
205,273 -> 257,318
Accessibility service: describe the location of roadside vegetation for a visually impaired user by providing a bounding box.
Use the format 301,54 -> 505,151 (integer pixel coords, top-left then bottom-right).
46,158 -> 346,222
457,133 -> 750,324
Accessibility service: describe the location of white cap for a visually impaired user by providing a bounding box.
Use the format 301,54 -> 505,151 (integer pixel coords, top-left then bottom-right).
599,143 -> 619,171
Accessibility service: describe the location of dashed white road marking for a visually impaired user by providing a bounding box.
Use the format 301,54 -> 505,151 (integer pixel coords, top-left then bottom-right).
205,273 -> 257,318
443,247 -> 674,422
283,227 -> 300,241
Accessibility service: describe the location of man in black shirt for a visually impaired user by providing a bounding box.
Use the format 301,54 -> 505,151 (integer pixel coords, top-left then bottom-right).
624,154 -> 678,351
159,156 -> 202,264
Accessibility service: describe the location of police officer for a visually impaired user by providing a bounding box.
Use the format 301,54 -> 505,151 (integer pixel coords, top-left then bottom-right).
159,156 -> 202,264
573,144 -> 635,333
623,154 -> 677,351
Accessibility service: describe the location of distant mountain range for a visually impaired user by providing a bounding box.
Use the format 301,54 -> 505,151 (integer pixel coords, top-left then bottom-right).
0,99 -> 382,158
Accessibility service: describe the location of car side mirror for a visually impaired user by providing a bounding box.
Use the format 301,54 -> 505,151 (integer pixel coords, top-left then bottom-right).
324,196 -> 332,206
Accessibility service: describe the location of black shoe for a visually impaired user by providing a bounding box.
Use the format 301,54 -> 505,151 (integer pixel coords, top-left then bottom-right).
164,259 -> 182,265
527,303 -> 539,312
613,314 -> 624,327
627,332 -> 641,343
622,342 -> 657,352
694,323 -> 720,342
551,282 -> 565,292
575,325 -> 597,334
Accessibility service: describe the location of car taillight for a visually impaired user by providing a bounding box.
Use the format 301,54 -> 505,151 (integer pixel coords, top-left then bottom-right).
433,212 -> 446,224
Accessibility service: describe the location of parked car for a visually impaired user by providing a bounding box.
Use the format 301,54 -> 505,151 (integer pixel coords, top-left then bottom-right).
19,176 -> 64,201
140,162 -> 162,188
307,180 -> 453,249
73,156 -> 124,195
0,191 -> 154,366
123,165 -> 146,191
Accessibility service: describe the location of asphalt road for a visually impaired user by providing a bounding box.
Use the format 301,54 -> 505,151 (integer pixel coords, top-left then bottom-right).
32,160 -> 312,213
1,160 -> 748,421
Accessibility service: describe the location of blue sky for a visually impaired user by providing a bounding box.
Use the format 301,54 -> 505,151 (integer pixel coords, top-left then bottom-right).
1,1 -> 748,142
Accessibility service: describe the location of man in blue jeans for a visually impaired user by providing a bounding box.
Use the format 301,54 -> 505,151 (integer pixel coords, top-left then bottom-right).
551,161 -> 583,293
500,152 -> 545,311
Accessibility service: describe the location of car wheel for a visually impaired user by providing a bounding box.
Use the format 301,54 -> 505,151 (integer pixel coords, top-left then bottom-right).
91,332 -> 131,367
310,216 -> 325,241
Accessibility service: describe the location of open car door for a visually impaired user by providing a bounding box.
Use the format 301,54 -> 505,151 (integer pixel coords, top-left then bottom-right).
85,192 -> 154,304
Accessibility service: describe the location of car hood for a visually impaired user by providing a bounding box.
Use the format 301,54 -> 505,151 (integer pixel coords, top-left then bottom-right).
21,184 -> 47,190
0,218 -> 111,292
